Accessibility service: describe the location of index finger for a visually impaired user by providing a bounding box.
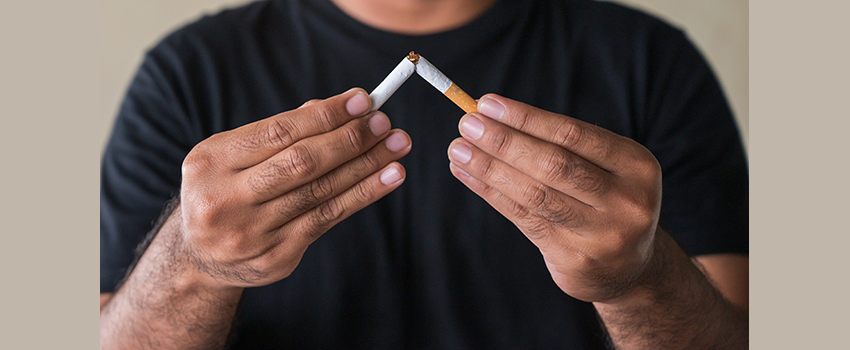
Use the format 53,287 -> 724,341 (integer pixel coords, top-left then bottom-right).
475,94 -> 634,172
215,88 -> 372,169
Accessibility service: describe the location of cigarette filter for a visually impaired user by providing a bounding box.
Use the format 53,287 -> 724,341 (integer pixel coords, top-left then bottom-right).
368,58 -> 416,111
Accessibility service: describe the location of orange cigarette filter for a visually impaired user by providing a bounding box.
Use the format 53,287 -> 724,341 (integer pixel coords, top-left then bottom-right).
444,83 -> 478,114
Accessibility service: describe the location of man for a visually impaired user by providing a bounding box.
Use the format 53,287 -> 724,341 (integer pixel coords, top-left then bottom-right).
100,0 -> 748,348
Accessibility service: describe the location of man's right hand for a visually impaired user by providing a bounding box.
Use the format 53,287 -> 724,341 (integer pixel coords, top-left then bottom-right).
177,88 -> 411,288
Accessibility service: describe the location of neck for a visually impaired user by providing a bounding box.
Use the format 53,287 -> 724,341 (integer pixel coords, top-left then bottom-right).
329,0 -> 499,35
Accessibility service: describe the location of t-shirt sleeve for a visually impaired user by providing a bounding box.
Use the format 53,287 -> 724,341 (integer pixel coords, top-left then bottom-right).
100,41 -> 195,293
641,27 -> 748,257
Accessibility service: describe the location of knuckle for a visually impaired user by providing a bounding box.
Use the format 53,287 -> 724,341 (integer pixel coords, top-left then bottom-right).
296,222 -> 323,242
477,181 -> 499,199
542,151 -> 572,183
641,153 -> 663,181
285,176 -> 335,215
346,153 -> 371,175
523,183 -> 549,209
590,131 -> 613,161
635,207 -> 657,234
514,107 -> 531,131
554,121 -> 583,149
284,144 -> 319,179
490,128 -> 512,155
341,125 -> 367,151
182,147 -> 215,178
356,149 -> 382,174
274,198 -> 303,221
477,157 -> 499,180
506,198 -> 532,221
299,99 -> 321,109
311,104 -> 340,131
310,200 -> 344,231
624,140 -> 662,179
266,118 -> 296,149
351,180 -> 376,203
307,176 -> 335,203
621,196 -> 657,233
519,185 -> 579,229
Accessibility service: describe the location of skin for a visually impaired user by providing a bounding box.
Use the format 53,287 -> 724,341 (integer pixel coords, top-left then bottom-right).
329,0 -> 499,35
101,0 -> 748,348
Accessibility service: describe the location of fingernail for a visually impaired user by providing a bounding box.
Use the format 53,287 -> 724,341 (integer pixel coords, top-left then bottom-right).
450,144 -> 472,164
478,98 -> 505,121
385,132 -> 409,152
346,92 -> 370,116
380,167 -> 402,185
368,113 -> 390,136
461,117 -> 485,140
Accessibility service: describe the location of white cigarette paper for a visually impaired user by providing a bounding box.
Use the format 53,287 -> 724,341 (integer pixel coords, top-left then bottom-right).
368,58 -> 416,111
414,56 -> 452,93
416,55 -> 478,113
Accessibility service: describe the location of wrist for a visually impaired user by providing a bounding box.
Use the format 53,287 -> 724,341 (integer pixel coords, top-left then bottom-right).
153,207 -> 243,295
594,227 -> 682,308
591,228 -> 748,349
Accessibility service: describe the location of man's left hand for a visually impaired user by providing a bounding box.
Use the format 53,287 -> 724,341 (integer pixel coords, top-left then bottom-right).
448,94 -> 663,303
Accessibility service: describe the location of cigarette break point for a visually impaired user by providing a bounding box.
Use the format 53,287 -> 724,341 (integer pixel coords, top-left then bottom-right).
407,51 -> 420,65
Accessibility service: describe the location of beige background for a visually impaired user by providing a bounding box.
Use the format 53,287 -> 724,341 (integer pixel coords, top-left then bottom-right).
100,0 -> 749,150
4,0 -> 849,348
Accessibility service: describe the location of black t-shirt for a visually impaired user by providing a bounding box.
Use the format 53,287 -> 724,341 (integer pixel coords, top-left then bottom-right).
101,0 -> 748,348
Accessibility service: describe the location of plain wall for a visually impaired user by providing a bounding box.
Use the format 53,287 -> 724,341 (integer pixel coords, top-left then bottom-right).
100,0 -> 748,149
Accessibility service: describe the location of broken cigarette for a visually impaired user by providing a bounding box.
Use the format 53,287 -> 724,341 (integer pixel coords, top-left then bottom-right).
367,51 -> 478,113
368,57 -> 416,111
413,53 -> 478,114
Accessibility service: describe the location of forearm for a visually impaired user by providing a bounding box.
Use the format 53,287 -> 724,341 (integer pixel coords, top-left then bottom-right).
100,209 -> 244,350
593,229 -> 748,349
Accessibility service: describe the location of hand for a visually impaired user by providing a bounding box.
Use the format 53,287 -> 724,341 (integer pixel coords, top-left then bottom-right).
178,88 -> 412,288
447,94 -> 663,302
